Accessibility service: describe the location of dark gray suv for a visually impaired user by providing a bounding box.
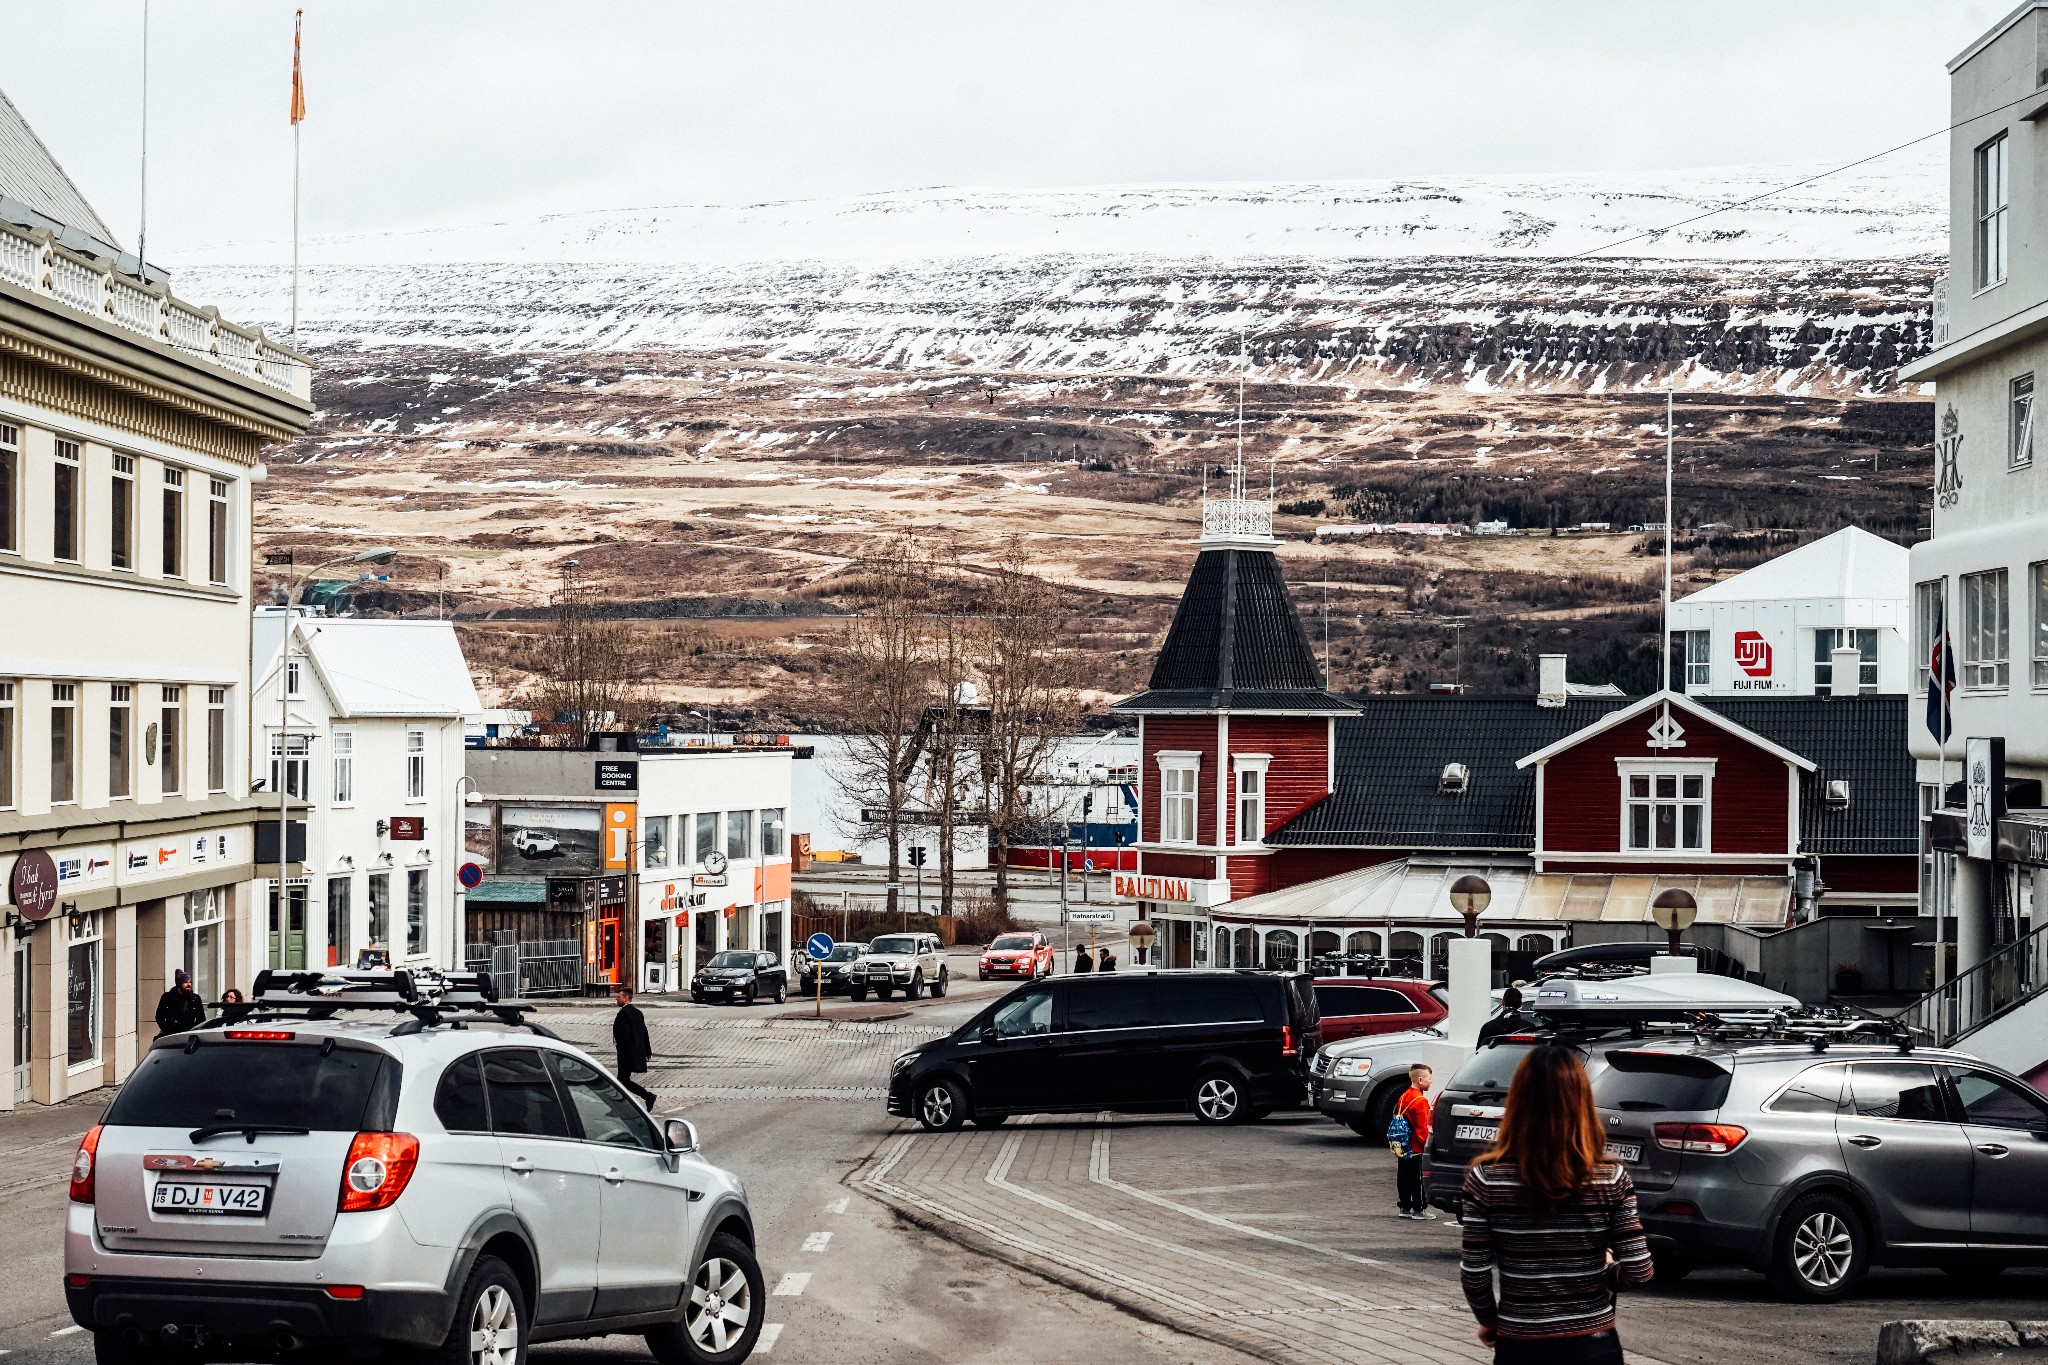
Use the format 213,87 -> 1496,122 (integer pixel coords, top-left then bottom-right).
1595,1040 -> 2048,1300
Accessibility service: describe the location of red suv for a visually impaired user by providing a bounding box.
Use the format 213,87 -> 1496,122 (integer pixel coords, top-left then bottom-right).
1311,978 -> 1446,1045
979,931 -> 1054,981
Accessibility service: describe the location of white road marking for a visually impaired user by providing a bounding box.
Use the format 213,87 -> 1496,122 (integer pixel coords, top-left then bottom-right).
800,1231 -> 832,1252
757,1323 -> 784,1354
772,1272 -> 810,1296
824,1196 -> 849,1214
50,1326 -> 83,1337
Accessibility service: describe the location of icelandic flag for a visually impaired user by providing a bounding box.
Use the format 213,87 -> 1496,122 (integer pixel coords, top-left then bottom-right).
1925,596 -> 1956,744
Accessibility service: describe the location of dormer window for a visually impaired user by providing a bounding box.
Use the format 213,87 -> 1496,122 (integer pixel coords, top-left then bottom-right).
1156,752 -> 1200,846
1439,762 -> 1470,794
1619,758 -> 1713,851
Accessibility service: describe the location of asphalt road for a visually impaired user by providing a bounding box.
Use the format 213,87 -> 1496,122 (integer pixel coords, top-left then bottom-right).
3,957 -> 2043,1365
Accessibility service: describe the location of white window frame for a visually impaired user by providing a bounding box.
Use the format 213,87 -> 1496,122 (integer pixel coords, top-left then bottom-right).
159,685 -> 182,796
2012,373 -> 2035,471
270,731 -> 311,801
206,687 -> 228,793
52,439 -> 80,564
0,422 -> 17,556
1961,568 -> 2010,691
110,453 -> 135,572
207,477 -> 231,585
285,657 -> 303,698
1976,132 -> 2010,293
1685,630 -> 1710,690
1812,627 -> 1879,695
50,681 -> 77,805
1232,754 -> 1270,847
406,729 -> 426,802
643,814 -> 669,869
161,465 -> 185,578
1156,751 -> 1200,847
332,729 -> 354,805
0,680 -> 14,810
1914,578 -> 1945,695
2029,559 -> 2048,691
1618,757 -> 1715,853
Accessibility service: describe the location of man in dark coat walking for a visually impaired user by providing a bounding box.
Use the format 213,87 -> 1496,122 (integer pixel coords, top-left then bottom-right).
154,969 -> 206,1037
612,986 -> 657,1109
1072,943 -> 1093,975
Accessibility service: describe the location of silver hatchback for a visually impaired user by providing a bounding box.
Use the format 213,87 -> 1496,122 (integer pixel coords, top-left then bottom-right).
64,971 -> 764,1365
1594,1039 -> 2048,1300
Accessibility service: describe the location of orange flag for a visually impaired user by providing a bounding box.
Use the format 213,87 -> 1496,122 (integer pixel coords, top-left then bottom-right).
290,10 -> 306,125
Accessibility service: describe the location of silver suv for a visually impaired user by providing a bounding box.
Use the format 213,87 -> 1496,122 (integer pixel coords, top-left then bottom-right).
849,933 -> 947,1002
1594,1037 -> 2048,1300
64,971 -> 764,1365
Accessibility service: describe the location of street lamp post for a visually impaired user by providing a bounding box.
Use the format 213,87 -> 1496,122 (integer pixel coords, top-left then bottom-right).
452,774 -> 483,974
1650,888 -> 1699,960
1442,874 -> 1494,1054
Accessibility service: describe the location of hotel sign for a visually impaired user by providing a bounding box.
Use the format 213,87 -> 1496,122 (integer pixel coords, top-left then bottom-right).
1110,872 -> 1232,907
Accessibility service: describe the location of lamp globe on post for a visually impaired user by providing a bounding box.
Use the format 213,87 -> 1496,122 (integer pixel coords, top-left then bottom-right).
1448,874 -> 1492,939
1650,888 -> 1699,958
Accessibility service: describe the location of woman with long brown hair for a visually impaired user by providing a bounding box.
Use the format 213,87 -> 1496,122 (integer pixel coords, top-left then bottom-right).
1460,1044 -> 1653,1363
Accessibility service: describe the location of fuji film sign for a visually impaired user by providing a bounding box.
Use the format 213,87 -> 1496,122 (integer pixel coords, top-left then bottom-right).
1730,630 -> 1783,691
1110,872 -> 1232,907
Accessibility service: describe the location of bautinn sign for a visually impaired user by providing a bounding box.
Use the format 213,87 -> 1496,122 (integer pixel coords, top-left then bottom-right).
1110,872 -> 1231,907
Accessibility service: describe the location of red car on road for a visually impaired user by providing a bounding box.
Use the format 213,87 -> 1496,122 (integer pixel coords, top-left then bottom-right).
1312,978 -> 1447,1045
979,931 -> 1054,981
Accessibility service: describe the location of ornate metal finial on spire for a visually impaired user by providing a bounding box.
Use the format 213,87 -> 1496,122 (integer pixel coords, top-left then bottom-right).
1199,325 -> 1276,546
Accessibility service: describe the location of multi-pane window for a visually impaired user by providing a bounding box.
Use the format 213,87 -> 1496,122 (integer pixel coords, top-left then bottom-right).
726,810 -> 753,861
693,812 -> 717,864
1812,628 -> 1879,694
1235,765 -> 1265,846
759,807 -> 786,857
50,682 -> 76,804
207,478 -> 230,584
285,656 -> 302,698
367,872 -> 390,949
159,685 -> 182,795
108,684 -> 131,799
0,423 -> 16,552
1914,579 -> 1946,694
1977,132 -> 2010,291
642,816 -> 668,868
2032,562 -> 2048,690
110,454 -> 134,570
161,467 -> 184,576
1961,568 -> 2010,690
1159,760 -> 1198,845
406,729 -> 426,800
407,869 -> 427,957
270,733 -> 310,799
1624,767 -> 1708,851
0,681 -> 13,809
52,439 -> 79,562
206,688 -> 227,792
1685,630 -> 1711,690
332,730 -> 354,803
2013,374 -> 2036,470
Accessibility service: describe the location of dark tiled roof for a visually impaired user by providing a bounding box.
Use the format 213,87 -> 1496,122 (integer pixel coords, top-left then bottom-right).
1116,548 -> 1352,713
1268,697 -> 1628,848
1698,696 -> 1917,855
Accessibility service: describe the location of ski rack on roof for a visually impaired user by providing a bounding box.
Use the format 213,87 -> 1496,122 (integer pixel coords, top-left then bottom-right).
1482,996 -> 1918,1054
203,968 -> 558,1039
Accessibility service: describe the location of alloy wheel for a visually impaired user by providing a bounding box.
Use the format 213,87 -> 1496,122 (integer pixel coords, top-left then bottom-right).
1792,1211 -> 1854,1289
468,1283 -> 519,1365
921,1084 -> 956,1127
1196,1077 -> 1239,1121
687,1255 -> 755,1355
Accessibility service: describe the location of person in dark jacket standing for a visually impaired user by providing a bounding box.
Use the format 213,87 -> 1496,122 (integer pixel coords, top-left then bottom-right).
154,969 -> 206,1037
612,986 -> 657,1108
1476,987 -> 1538,1047
1072,944 -> 1093,974
1096,947 -> 1117,972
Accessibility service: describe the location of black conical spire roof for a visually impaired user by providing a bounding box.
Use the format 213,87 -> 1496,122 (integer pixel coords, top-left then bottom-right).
1116,546 -> 1355,714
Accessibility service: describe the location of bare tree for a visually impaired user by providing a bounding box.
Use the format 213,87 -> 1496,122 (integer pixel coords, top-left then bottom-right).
922,544 -> 981,922
822,535 -> 937,918
977,539 -> 1078,916
532,569 -> 643,745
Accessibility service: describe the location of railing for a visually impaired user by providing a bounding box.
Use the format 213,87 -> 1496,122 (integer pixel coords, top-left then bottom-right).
1201,497 -> 1276,542
1893,922 -> 2048,1047
0,216 -> 310,401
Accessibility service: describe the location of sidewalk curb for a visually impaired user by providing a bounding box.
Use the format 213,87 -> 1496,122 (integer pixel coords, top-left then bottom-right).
1876,1320 -> 2048,1364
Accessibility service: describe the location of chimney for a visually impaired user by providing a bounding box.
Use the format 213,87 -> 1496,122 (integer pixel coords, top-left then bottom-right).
1828,647 -> 1861,698
1537,654 -> 1568,708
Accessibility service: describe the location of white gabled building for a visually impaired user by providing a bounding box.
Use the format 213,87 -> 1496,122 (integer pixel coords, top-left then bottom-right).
1670,527 -> 1911,697
250,611 -> 481,973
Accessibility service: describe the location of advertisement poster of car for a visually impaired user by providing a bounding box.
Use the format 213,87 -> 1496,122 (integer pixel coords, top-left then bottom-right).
498,805 -> 603,872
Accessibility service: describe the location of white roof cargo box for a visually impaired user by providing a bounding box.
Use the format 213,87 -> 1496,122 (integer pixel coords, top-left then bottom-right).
1530,972 -> 1799,1018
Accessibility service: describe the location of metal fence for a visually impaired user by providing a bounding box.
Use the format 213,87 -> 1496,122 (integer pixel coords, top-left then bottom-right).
461,936 -> 585,998
1894,922 -> 2048,1047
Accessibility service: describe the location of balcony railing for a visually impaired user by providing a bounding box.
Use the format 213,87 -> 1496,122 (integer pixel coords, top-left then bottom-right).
1201,496 -> 1276,543
0,216 -> 310,401
1892,920 -> 2048,1047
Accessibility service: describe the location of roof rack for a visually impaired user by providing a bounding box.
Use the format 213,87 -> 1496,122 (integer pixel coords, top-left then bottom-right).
203,968 -> 558,1039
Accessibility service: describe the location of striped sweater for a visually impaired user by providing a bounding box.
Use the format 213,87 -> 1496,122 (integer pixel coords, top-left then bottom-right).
1459,1159 -> 1654,1341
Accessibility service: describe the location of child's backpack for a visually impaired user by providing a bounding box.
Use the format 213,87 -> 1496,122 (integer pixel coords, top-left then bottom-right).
1386,1111 -> 1412,1157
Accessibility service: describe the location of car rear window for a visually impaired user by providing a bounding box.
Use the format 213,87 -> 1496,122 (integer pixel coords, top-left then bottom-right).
1285,975 -> 1320,1029
108,1041 -> 397,1131
1450,1042 -> 1540,1093
1592,1051 -> 1732,1113
1316,985 -> 1418,1017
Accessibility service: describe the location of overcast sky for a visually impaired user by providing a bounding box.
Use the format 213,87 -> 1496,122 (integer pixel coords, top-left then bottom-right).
0,1 -> 2010,265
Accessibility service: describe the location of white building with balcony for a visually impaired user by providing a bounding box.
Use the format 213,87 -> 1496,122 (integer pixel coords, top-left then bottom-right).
250,611 -> 481,974
0,86 -> 313,1106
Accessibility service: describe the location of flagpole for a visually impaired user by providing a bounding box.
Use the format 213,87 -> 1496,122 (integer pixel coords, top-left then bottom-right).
1936,577 -> 1950,993
137,0 -> 149,271
290,8 -> 303,341
1662,388 -> 1674,693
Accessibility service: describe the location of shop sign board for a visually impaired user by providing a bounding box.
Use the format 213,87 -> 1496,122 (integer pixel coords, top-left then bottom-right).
595,760 -> 638,793
1965,736 -> 2004,861
8,849 -> 59,921
388,816 -> 425,841
1067,907 -> 1116,924
1109,872 -> 1233,907
602,803 -> 637,871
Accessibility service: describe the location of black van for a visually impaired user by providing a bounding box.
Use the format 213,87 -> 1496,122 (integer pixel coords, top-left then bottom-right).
886,969 -> 1321,1131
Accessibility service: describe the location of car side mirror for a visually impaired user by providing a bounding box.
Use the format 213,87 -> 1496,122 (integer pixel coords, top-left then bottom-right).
980,1026 -> 1002,1046
666,1118 -> 700,1154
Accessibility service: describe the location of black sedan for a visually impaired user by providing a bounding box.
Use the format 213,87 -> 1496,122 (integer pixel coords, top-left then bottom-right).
692,950 -> 789,1005
798,942 -> 869,996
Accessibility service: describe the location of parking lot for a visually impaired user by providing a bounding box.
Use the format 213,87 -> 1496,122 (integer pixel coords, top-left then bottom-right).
1,960 -> 2042,1365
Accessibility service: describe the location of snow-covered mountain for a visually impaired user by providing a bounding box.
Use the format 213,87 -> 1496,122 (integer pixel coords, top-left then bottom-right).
178,152 -> 1945,392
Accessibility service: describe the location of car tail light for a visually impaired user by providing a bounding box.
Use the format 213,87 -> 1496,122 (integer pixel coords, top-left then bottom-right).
69,1125 -> 103,1204
1653,1122 -> 1748,1154
1659,1201 -> 1701,1218
323,1285 -> 366,1301
225,1030 -> 296,1041
1280,1025 -> 1297,1057
338,1133 -> 420,1212
66,1273 -> 91,1289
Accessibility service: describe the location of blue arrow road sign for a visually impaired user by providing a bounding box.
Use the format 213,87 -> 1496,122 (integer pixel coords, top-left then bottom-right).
806,932 -> 835,961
